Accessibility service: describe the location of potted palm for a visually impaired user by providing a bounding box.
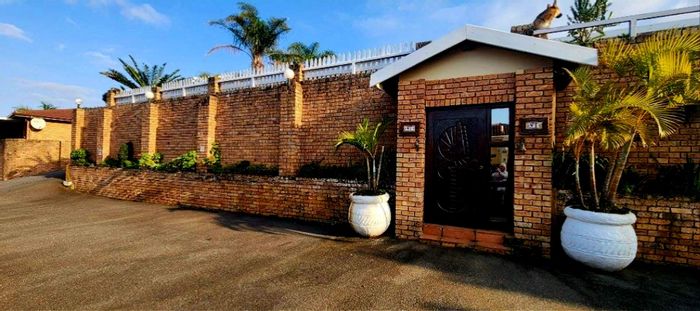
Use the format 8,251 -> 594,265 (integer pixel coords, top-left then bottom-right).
561,30 -> 699,271
336,118 -> 391,237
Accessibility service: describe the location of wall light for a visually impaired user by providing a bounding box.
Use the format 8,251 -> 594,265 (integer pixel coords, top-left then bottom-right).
145,91 -> 155,100
75,98 -> 83,108
284,67 -> 295,80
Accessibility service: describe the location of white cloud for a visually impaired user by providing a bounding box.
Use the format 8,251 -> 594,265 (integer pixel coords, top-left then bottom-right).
13,79 -> 99,105
85,51 -> 119,67
0,22 -> 31,42
119,2 -> 169,26
65,17 -> 78,27
66,0 -> 170,26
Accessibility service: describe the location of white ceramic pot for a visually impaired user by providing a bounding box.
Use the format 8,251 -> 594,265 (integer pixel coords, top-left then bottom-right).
561,206 -> 638,272
348,192 -> 391,237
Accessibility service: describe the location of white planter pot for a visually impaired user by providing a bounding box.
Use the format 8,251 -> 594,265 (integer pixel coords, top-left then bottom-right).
348,192 -> 391,237
561,206 -> 638,272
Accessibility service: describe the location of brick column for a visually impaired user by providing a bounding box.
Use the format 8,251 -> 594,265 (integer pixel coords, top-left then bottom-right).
95,108 -> 112,162
140,98 -> 159,156
72,108 -> 85,151
394,79 -> 427,240
512,67 -> 555,257
278,74 -> 303,177
195,77 -> 219,164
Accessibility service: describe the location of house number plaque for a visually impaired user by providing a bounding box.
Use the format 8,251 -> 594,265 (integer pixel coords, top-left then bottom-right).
399,122 -> 419,136
520,117 -> 548,135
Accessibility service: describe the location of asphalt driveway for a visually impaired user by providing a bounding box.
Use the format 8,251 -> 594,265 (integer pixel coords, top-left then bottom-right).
1,176 -> 699,310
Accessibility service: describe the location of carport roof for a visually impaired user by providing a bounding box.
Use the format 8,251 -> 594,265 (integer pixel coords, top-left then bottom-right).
369,24 -> 599,86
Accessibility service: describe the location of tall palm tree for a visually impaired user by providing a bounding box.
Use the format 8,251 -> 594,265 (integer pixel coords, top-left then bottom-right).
564,29 -> 699,209
209,2 -> 290,71
269,42 -> 335,66
100,55 -> 182,89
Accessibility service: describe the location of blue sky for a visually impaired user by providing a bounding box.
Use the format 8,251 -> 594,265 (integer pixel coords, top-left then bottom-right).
0,0 -> 697,116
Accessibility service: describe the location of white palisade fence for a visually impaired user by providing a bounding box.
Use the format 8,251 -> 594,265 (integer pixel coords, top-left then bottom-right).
303,42 -> 415,80
112,42 -> 417,104
161,77 -> 209,99
114,86 -> 151,105
219,63 -> 288,92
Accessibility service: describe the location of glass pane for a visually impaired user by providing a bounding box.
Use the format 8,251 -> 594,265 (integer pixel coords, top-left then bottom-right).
491,108 -> 509,143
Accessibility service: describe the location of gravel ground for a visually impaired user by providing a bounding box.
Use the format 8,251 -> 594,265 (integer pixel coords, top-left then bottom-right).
1,175 -> 698,310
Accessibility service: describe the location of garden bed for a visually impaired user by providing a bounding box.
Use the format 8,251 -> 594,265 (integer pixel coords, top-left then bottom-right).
70,166 -> 364,224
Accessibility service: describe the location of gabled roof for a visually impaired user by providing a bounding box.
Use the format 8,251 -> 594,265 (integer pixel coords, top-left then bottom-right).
370,25 -> 599,86
11,109 -> 74,123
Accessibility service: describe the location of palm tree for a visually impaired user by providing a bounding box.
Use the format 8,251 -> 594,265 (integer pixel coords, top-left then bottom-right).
40,101 -> 57,110
335,118 -> 390,195
100,55 -> 182,89
564,29 -> 699,210
269,42 -> 335,66
209,2 -> 290,70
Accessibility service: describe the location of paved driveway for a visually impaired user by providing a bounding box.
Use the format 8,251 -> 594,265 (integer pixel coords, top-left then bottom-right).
1,176 -> 699,310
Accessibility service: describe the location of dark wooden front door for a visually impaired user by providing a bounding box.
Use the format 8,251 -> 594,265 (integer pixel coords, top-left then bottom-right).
425,105 -> 513,231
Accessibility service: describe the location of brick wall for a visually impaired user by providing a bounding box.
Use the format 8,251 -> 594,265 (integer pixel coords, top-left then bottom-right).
300,74 -> 397,166
555,192 -> 700,267
512,67 -> 555,256
156,96 -> 202,160
0,139 -> 64,180
216,86 -> 282,166
110,103 -> 144,159
25,121 -> 72,161
395,70 -> 554,256
81,109 -> 101,162
71,166 -> 361,224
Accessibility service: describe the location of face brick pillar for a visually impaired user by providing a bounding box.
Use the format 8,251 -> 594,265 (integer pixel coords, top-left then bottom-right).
513,67 -> 555,257
394,79 -> 427,240
140,87 -> 160,156
72,108 -> 85,151
96,107 -> 112,163
196,77 -> 220,165
278,73 -> 303,177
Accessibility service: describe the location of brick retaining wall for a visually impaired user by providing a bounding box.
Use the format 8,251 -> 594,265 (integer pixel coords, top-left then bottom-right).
555,192 -> 700,267
71,166 -> 362,224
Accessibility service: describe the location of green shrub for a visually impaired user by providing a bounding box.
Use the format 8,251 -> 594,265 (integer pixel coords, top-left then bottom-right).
100,156 -> 119,167
204,143 -> 222,172
138,152 -> 163,170
70,148 -> 91,166
161,151 -> 198,172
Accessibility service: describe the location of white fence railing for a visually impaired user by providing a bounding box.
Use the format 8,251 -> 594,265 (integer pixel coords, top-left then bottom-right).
161,77 -> 209,99
534,5 -> 699,38
114,86 -> 151,105
112,42 -> 416,104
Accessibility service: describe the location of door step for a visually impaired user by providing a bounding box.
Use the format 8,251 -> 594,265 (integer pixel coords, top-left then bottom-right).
421,223 -> 512,254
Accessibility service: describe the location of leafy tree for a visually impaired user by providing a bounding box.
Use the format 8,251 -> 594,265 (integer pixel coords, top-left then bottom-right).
40,101 -> 57,110
564,29 -> 700,210
12,105 -> 30,112
209,2 -> 290,70
335,118 -> 391,195
269,41 -> 335,66
100,55 -> 182,89
567,0 -> 611,46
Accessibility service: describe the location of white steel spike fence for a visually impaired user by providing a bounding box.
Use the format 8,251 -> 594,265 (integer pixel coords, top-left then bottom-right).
113,42 -> 417,104
161,77 -> 209,99
114,86 -> 151,105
